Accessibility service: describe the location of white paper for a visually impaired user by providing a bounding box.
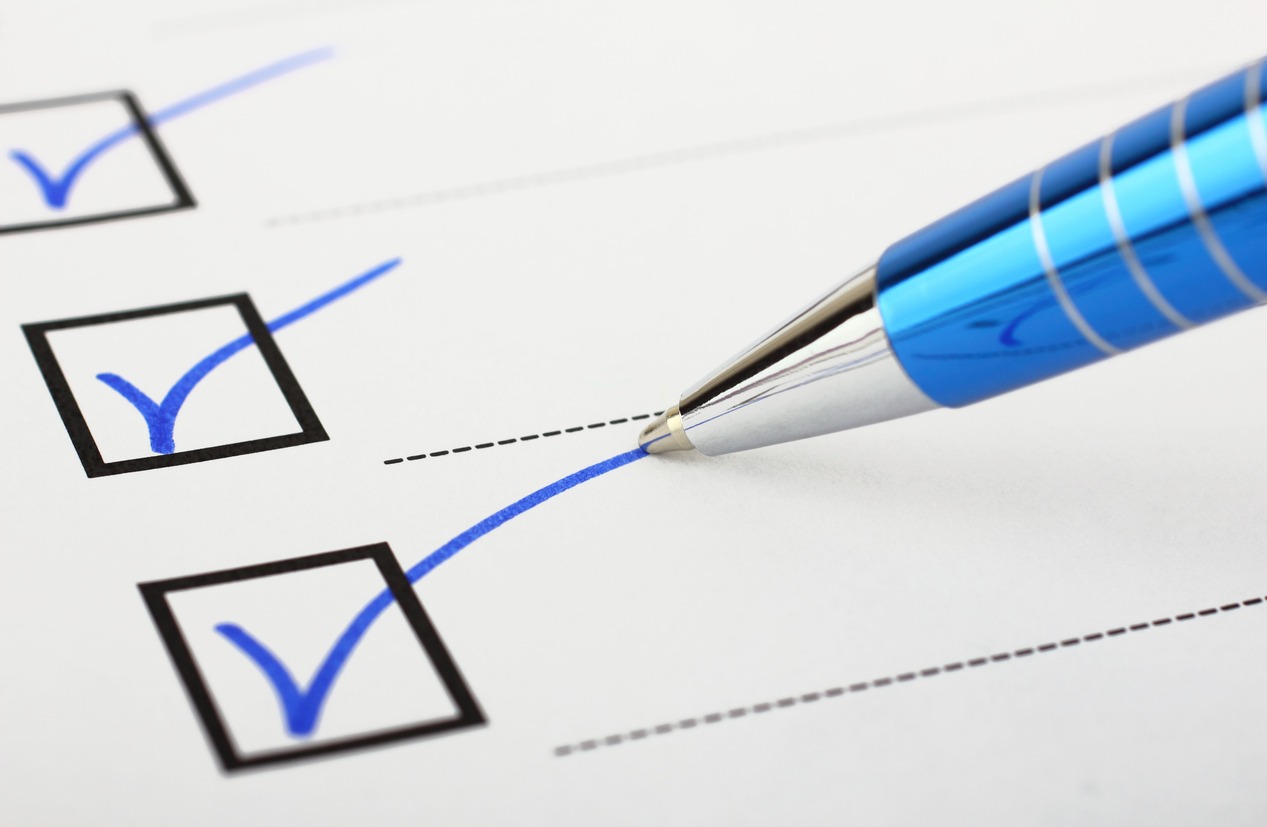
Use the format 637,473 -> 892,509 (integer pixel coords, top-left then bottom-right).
4,1 -> 1267,824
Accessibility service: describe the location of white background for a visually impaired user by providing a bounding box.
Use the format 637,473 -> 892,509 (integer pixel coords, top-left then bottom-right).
2,1 -> 1267,825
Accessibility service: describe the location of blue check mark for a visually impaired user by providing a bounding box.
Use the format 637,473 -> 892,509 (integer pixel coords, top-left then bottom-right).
213,448 -> 649,737
8,47 -> 332,210
97,257 -> 400,454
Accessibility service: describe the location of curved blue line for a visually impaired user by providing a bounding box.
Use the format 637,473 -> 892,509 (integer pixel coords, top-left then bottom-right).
9,149 -> 102,209
214,624 -> 310,732
998,267 -> 1133,347
264,258 -> 394,332
95,257 -> 401,454
95,373 -> 161,420
147,47 -> 333,128
95,373 -> 170,453
9,46 -> 333,210
998,298 -> 1049,347
215,447 -> 649,738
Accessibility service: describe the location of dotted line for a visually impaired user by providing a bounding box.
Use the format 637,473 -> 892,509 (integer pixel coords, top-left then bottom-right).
264,129 -> 832,226
382,412 -> 663,465
264,73 -> 1193,229
552,594 -> 1266,757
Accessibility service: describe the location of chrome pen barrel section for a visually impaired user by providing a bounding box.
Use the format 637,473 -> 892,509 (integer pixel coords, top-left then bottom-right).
652,266 -> 938,456
642,59 -> 1267,458
875,60 -> 1267,408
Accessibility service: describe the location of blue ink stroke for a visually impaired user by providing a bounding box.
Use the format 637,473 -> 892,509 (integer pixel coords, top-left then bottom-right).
96,257 -> 400,454
215,447 -> 649,737
9,46 -> 333,209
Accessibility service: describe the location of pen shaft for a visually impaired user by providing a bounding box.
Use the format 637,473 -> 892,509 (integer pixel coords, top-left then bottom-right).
877,60 -> 1267,407
644,59 -> 1267,456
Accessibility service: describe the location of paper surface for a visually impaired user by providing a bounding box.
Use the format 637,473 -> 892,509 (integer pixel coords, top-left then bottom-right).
4,1 -> 1267,823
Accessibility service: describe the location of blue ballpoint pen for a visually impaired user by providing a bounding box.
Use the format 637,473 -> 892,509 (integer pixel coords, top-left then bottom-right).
638,59 -> 1267,456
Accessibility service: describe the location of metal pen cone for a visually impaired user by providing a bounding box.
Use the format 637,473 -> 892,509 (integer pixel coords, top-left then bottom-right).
637,406 -> 695,454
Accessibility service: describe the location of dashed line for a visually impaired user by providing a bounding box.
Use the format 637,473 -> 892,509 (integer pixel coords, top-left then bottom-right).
264,70 -> 1200,228
552,593 -> 1267,757
382,412 -> 663,465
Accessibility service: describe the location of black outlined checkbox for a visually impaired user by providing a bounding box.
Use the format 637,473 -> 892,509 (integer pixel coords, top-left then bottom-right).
0,90 -> 194,234
22,293 -> 327,477
139,543 -> 485,771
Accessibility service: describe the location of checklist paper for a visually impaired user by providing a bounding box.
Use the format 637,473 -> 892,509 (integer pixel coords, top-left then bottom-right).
3,1 -> 1267,824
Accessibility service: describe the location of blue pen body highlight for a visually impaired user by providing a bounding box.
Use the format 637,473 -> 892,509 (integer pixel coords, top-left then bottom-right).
876,61 -> 1267,408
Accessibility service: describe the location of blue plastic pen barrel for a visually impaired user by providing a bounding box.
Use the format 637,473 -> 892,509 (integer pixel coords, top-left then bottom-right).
876,61 -> 1267,408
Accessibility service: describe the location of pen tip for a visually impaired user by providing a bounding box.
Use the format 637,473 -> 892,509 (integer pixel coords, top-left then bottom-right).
637,406 -> 695,455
